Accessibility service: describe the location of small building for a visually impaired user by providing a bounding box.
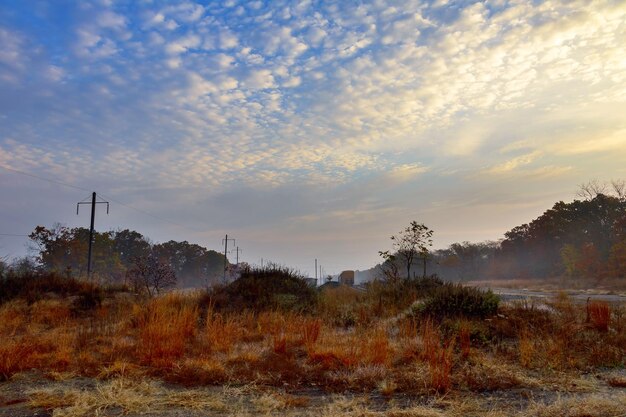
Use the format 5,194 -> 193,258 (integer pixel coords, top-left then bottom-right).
303,277 -> 318,287
339,270 -> 355,286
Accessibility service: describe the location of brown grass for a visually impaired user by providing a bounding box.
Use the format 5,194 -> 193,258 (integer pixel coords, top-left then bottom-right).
588,300 -> 611,332
0,283 -> 624,405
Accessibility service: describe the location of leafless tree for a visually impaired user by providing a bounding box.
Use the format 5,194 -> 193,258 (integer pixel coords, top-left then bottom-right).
577,179 -> 608,200
126,255 -> 176,296
611,179 -> 626,201
577,179 -> 626,201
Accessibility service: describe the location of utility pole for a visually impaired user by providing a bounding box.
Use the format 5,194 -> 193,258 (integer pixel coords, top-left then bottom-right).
235,246 -> 241,265
77,192 -> 109,279
222,234 -> 235,283
315,258 -> 318,285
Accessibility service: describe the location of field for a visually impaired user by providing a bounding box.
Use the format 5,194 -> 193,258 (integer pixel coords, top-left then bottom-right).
1,271 -> 626,416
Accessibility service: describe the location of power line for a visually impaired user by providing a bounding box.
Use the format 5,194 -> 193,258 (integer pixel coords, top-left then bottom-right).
0,164 -> 90,192
97,192 -> 191,230
0,164 -> 196,232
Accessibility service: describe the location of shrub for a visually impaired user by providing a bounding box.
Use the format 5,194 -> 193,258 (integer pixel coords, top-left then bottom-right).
365,275 -> 444,314
413,283 -> 499,320
0,271 -> 93,305
209,265 -> 318,313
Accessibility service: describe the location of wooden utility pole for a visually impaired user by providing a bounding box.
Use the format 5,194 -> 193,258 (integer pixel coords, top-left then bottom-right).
77,192 -> 109,278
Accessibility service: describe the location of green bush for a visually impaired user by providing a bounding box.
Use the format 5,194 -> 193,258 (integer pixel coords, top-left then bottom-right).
413,283 -> 499,320
209,265 -> 318,313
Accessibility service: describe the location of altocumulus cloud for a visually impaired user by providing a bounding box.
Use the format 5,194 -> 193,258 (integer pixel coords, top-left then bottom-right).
0,0 -> 625,271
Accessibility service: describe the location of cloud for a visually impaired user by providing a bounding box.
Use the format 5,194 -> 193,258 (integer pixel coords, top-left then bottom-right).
1,0 -> 625,270
244,69 -> 275,89
485,151 -> 543,175
386,164 -> 429,182
165,34 -> 201,54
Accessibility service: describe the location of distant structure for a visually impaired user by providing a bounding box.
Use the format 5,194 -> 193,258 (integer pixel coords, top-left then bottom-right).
339,270 -> 355,286
303,277 -> 318,287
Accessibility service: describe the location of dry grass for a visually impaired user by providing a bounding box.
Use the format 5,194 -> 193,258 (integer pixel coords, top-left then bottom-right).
588,300 -> 611,332
28,378 -> 228,417
19,374 -> 626,417
134,294 -> 199,367
0,285 -> 623,413
524,393 -> 626,417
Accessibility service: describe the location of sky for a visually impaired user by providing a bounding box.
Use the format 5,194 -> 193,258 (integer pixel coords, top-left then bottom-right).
1,0 -> 625,276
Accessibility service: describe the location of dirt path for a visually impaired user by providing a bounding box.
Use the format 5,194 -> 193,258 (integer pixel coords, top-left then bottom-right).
2,371 -> 626,417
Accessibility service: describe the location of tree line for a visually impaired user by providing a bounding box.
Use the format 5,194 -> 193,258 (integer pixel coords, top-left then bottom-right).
1,225 -> 228,289
376,181 -> 626,282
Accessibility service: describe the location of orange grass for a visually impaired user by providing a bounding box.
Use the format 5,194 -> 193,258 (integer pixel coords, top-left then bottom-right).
204,313 -> 240,353
301,318 -> 321,349
458,320 -> 471,360
588,301 -> 611,332
135,295 -> 199,367
1,287 -> 625,395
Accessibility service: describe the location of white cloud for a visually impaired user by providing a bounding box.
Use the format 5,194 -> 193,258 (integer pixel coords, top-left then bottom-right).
244,69 -> 275,89
97,10 -> 127,29
165,34 -> 201,54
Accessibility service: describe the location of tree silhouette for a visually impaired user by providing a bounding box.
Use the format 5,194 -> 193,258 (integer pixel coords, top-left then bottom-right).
380,221 -> 433,279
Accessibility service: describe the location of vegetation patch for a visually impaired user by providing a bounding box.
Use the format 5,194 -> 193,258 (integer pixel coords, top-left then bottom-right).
412,283 -> 500,320
209,265 -> 318,313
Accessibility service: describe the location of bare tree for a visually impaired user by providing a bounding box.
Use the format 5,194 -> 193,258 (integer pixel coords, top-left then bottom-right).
577,179 -> 626,201
126,255 -> 176,296
611,179 -> 626,201
577,179 -> 608,200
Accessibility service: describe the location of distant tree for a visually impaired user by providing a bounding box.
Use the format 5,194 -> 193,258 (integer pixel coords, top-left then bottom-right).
560,244 -> 579,278
380,221 -> 433,279
577,243 -> 603,280
9,257 -> 38,275
577,179 -> 608,200
126,254 -> 176,296
113,229 -> 151,268
153,240 -> 226,287
377,252 -> 401,282
500,194 -> 625,278
611,179 -> 626,202
577,178 -> 626,201
608,240 -> 626,278
0,257 -> 7,278
28,225 -> 123,281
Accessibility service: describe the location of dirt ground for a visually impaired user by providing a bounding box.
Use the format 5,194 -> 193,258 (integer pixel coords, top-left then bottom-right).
2,369 -> 626,417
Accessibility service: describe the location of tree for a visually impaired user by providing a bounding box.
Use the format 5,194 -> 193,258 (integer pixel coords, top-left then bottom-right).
380,221 -> 433,279
113,229 -> 151,268
126,254 -> 176,296
560,244 -> 579,278
152,240 -> 226,287
608,240 -> 626,278
577,242 -> 603,280
28,225 -> 123,281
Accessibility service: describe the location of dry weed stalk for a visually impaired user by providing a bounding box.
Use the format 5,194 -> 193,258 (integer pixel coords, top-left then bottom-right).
588,300 -> 611,332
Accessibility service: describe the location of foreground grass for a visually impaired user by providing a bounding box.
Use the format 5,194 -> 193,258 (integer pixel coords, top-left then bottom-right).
1,275 -> 626,415
14,375 -> 626,417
